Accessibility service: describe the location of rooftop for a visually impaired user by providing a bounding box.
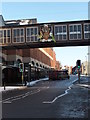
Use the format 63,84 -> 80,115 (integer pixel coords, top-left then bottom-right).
0,15 -> 37,26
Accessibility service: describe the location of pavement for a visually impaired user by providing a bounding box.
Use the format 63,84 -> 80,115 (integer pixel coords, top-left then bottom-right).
2,75 -> 90,118
77,84 -> 90,88
0,77 -> 49,92
76,75 -> 90,88
0,75 -> 90,93
0,86 -> 27,92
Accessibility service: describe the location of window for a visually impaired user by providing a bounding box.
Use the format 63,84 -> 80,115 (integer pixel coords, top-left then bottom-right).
69,24 -> 82,40
13,28 -> 24,43
0,29 -> 11,44
0,30 -> 3,44
84,23 -> 90,39
54,25 -> 67,41
26,27 -> 38,42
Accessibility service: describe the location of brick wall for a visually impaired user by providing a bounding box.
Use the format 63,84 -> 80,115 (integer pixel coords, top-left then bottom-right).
2,48 -> 57,68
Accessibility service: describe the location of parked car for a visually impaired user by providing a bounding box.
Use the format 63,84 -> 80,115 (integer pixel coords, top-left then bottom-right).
49,69 -> 70,80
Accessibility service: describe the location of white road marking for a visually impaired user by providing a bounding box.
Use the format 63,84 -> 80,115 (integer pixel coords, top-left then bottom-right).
2,89 -> 40,104
2,78 -> 78,104
2,86 -> 49,104
3,101 -> 12,104
43,84 -> 73,104
43,79 -> 78,104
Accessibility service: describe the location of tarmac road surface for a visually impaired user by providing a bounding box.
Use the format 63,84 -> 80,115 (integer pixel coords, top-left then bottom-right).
1,75 -> 90,119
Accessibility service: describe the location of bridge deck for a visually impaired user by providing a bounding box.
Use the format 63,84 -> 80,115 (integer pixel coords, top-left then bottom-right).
1,39 -> 89,50
0,20 -> 90,49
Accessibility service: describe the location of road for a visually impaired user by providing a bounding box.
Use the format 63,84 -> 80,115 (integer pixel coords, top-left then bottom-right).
1,75 -> 90,119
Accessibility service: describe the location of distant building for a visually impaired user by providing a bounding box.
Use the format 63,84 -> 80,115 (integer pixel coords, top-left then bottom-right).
5,18 -> 37,26
55,61 -> 61,70
64,66 -> 73,75
69,66 -> 73,74
72,66 -> 77,74
81,61 -> 90,75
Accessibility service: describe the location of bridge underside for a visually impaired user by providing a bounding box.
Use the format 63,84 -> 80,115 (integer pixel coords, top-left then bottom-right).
1,39 -> 90,50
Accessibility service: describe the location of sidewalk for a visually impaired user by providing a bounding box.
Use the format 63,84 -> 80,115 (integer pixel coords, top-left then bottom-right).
0,77 -> 49,92
0,86 -> 27,92
76,76 -> 90,89
27,77 -> 49,86
80,74 -> 90,77
76,83 -> 90,89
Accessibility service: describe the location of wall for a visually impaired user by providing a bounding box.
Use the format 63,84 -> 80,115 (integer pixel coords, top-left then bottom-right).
2,48 -> 57,69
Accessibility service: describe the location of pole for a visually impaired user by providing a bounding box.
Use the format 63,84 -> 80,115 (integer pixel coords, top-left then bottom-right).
78,69 -> 80,84
35,66 -> 36,80
28,64 -> 31,85
30,64 -> 31,83
22,71 -> 24,85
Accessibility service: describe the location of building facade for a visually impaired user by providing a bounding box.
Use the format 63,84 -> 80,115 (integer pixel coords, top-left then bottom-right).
81,61 -> 90,75
55,61 -> 61,70
1,48 -> 56,69
0,16 -> 57,70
